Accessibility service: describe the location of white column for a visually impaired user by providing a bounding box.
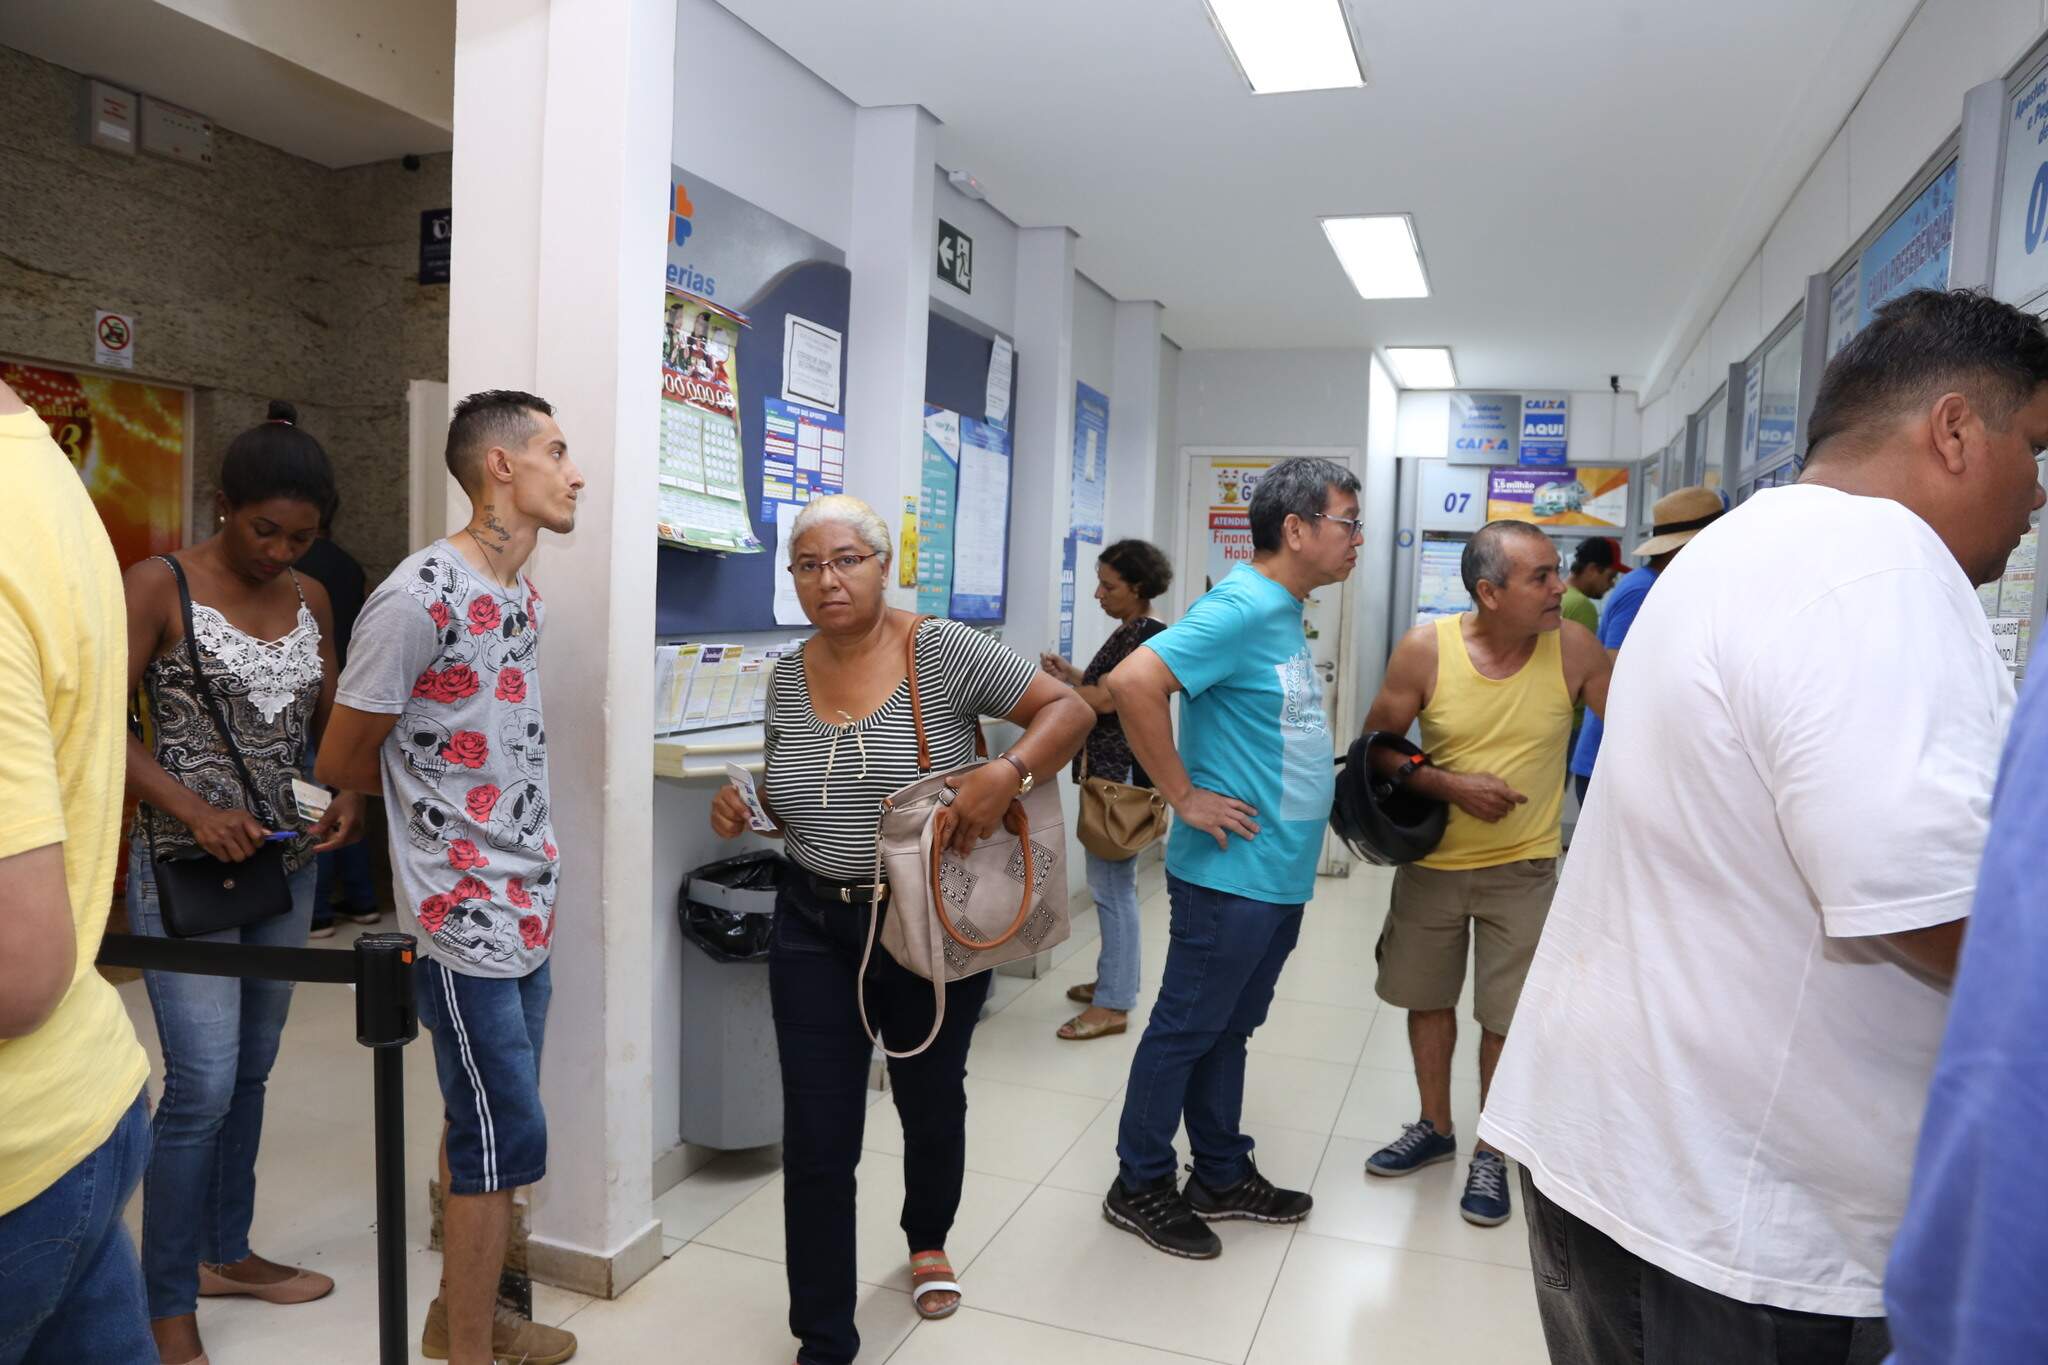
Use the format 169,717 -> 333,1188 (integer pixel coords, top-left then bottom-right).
449,0 -> 673,1298
1007,226 -> 1077,654
1106,299 -> 1164,547
844,104 -> 938,601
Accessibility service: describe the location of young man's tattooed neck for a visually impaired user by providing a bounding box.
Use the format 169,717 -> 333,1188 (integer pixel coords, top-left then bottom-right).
480,506 -> 512,547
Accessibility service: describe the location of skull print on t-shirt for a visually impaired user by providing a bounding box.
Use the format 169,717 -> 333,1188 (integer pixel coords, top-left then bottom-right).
337,542 -> 558,978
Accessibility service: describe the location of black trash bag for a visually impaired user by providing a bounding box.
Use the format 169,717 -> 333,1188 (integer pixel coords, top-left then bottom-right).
679,850 -> 782,962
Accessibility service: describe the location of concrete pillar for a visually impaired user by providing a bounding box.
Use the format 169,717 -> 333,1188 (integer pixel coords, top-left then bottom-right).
1007,226 -> 1078,655
449,0 -> 672,1299
1106,300 -> 1165,547
844,104 -> 939,600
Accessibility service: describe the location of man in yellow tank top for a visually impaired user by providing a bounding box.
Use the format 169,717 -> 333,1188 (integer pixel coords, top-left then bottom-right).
1357,521 -> 1611,1230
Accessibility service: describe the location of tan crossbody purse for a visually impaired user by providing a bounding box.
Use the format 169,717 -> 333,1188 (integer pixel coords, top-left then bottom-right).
1075,749 -> 1168,862
862,617 -> 1070,1059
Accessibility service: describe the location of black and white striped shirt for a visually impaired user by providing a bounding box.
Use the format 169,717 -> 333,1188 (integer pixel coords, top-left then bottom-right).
763,618 -> 1038,881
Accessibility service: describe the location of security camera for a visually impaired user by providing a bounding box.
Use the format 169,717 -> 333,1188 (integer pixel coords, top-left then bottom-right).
403,154 -> 422,172
1609,375 -> 1621,394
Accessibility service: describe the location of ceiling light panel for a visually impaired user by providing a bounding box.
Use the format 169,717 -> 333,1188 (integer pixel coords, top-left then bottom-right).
1320,215 -> 1430,299
1386,347 -> 1457,389
1206,0 -> 1365,95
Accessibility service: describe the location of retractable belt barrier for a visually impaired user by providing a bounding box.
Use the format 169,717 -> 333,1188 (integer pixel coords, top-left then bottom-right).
98,931 -> 420,1365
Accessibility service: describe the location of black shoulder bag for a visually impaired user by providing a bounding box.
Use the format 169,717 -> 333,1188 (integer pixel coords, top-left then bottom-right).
146,556 -> 295,938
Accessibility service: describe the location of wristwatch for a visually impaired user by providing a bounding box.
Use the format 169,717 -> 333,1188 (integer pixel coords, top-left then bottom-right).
999,752 -> 1034,794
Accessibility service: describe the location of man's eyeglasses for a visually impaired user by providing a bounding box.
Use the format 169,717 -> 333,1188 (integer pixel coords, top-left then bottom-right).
1314,512 -> 1365,541
787,552 -> 882,579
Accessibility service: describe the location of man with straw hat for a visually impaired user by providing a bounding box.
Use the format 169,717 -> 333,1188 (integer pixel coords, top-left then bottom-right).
1566,485 -> 1723,806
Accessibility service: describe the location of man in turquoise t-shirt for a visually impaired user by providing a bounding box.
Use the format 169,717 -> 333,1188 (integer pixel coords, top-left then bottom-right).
1100,456 -> 1360,1259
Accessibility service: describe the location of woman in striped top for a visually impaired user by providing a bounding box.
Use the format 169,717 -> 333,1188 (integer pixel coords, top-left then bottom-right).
710,495 -> 1090,1365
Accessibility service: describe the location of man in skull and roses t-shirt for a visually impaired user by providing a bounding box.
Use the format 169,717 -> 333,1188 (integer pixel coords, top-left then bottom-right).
345,544 -> 560,975
318,389 -> 583,1365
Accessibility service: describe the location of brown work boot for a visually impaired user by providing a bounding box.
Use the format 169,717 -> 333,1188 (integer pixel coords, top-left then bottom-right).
421,1295 -> 578,1364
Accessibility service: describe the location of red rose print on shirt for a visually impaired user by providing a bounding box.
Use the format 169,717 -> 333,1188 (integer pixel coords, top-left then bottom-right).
412,665 -> 482,705
505,878 -> 533,909
451,875 -> 492,904
427,599 -> 453,631
519,915 -> 548,951
441,730 -> 489,769
543,840 -> 558,861
467,784 -> 501,822
417,894 -> 453,935
447,839 -> 489,872
468,597 -> 502,636
495,667 -> 527,704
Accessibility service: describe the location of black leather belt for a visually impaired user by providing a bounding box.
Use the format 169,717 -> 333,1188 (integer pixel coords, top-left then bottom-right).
795,868 -> 889,905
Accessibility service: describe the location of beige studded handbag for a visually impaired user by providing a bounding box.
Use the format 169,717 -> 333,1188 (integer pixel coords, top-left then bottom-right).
1075,750 -> 1168,863
862,617 -> 1069,1058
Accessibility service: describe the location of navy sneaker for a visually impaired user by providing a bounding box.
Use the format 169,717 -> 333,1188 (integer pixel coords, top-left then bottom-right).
1364,1119 -> 1458,1178
1460,1150 -> 1511,1227
1184,1159 -> 1313,1225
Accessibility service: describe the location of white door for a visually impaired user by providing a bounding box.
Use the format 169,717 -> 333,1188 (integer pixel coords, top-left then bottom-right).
1180,450 -> 1356,877
407,380 -> 456,551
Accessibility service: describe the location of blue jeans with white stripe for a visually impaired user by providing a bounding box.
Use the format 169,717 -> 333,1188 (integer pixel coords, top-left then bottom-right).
413,957 -> 552,1195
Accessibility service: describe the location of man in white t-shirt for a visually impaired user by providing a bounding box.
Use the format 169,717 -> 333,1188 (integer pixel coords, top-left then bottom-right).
1479,288 -> 2048,1365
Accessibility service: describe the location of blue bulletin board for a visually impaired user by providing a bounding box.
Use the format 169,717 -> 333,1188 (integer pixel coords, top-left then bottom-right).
923,310 -> 1018,622
655,260 -> 850,635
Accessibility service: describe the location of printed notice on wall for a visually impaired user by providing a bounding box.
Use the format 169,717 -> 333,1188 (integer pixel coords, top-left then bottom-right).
1485,465 -> 1630,529
1202,459 -> 1274,593
918,406 -> 960,615
658,290 -> 760,553
986,334 -> 1014,426
1071,382 -> 1108,544
951,417 -> 1012,621
781,315 -> 842,412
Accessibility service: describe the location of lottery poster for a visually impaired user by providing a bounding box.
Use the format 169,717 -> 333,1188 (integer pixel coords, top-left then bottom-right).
1202,459 -> 1272,592
2,359 -> 186,568
759,396 -> 844,518
1485,465 -> 1630,529
657,290 -> 760,553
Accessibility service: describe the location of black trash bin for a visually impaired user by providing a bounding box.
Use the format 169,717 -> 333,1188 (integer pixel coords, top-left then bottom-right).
677,852 -> 783,1149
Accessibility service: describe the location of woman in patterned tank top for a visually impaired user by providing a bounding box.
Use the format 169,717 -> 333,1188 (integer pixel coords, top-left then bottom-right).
121,403 -> 364,1365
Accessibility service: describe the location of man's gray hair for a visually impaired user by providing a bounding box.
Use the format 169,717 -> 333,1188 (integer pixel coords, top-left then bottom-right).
789,494 -> 891,564
1460,520 -> 1554,596
1247,457 -> 1362,552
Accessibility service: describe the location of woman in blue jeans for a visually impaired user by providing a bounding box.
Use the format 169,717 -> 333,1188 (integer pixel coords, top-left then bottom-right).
122,403 -> 362,1365
1040,539 -> 1174,1041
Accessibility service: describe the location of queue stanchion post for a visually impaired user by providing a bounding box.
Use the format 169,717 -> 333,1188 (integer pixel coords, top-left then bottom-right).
353,933 -> 419,1365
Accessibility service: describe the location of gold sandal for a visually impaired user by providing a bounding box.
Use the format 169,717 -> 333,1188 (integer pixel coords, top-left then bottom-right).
1057,1010 -> 1128,1041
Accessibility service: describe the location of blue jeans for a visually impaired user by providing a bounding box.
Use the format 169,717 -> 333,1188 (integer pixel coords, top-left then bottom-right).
0,1092 -> 154,1364
313,841 -> 377,921
1116,875 -> 1304,1189
128,841 -> 315,1320
1085,852 -> 1143,1013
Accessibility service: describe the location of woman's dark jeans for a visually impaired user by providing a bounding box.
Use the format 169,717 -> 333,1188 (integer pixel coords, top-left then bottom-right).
770,869 -> 992,1365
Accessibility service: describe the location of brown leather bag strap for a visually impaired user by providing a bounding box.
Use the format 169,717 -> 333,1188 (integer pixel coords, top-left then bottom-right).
905,613 -> 934,772
927,804 -> 1038,952
904,613 -> 989,771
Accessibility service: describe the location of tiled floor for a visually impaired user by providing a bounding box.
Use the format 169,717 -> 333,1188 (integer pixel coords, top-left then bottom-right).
115,859 -> 1549,1362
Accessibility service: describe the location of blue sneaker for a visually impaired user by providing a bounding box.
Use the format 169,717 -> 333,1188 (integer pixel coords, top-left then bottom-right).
1460,1150 -> 1511,1226
1364,1118 -> 1457,1177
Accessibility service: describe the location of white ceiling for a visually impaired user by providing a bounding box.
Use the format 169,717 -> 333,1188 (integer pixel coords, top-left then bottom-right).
717,0 -> 1920,391
0,0 -> 451,169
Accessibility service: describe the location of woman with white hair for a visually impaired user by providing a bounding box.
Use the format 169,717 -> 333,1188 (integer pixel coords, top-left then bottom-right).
709,494 -> 1092,1365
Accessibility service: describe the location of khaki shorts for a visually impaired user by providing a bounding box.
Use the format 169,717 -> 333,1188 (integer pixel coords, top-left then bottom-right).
1375,859 -> 1558,1035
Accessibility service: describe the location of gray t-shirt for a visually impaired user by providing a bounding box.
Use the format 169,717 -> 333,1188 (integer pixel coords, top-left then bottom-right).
338,541 -> 557,978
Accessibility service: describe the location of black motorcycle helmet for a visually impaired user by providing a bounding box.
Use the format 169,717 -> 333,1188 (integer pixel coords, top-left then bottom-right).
1329,732 -> 1447,866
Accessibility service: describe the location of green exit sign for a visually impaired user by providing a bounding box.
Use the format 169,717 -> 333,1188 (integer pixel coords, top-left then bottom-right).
937,220 -> 973,293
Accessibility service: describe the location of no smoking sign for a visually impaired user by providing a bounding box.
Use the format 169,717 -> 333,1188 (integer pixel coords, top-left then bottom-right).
93,309 -> 136,370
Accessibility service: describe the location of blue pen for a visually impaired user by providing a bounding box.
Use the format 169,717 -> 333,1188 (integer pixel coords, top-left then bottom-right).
262,831 -> 299,843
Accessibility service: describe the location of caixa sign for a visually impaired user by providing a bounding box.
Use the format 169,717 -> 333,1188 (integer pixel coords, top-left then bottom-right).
1455,436 -> 1512,451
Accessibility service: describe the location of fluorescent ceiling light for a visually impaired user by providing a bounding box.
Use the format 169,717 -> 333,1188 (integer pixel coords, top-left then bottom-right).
1206,0 -> 1365,94
1386,347 -> 1457,389
1320,214 -> 1430,299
